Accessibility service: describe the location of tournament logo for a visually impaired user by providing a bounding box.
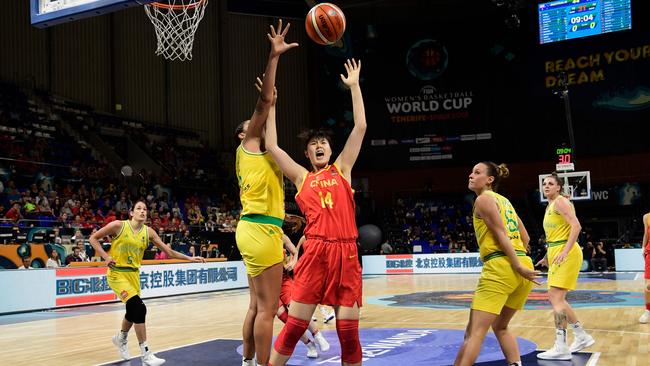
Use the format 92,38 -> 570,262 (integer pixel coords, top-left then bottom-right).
405,39 -> 449,81
236,328 -> 536,365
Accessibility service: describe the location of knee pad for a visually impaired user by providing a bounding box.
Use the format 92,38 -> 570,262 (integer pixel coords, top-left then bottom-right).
125,296 -> 147,324
336,319 -> 362,363
273,315 -> 309,356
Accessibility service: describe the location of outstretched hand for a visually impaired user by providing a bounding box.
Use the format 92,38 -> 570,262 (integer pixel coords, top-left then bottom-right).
190,256 -> 206,263
255,76 -> 277,105
340,58 -> 361,87
268,19 -> 299,57
535,256 -> 548,267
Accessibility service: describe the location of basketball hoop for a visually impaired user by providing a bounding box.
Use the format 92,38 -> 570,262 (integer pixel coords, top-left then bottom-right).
144,0 -> 208,61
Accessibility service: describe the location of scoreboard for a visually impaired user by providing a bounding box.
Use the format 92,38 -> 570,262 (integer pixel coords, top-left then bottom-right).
538,0 -> 632,44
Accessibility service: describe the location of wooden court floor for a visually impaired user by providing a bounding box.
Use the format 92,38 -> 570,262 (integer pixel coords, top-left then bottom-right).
0,272 -> 648,365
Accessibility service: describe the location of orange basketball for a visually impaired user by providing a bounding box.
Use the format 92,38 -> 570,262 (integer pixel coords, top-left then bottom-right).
305,3 -> 346,45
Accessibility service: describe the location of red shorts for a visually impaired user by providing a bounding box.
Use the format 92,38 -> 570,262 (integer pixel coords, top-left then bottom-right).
279,272 -> 293,308
645,251 -> 650,279
291,238 -> 362,308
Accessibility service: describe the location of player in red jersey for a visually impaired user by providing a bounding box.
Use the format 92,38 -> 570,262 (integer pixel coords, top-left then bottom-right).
276,235 -> 331,358
266,58 -> 366,366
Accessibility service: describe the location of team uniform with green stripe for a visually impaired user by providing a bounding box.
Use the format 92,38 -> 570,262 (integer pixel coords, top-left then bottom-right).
544,197 -> 582,290
235,144 -> 285,277
107,220 -> 149,302
471,190 -> 534,315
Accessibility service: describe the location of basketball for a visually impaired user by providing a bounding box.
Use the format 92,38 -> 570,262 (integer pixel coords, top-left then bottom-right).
305,3 -> 346,45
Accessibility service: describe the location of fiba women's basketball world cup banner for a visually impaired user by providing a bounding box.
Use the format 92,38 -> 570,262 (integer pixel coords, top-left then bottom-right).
317,24 -> 489,168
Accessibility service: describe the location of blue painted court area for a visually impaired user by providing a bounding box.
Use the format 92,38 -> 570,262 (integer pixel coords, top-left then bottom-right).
368,289 -> 644,310
101,328 -> 595,366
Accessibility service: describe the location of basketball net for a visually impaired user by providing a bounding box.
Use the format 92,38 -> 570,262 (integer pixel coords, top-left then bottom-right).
144,0 -> 208,61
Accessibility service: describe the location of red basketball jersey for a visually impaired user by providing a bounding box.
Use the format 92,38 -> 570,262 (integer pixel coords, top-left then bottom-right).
296,164 -> 357,241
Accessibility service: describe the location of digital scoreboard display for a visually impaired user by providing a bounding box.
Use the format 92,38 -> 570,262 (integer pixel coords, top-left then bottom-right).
538,0 -> 632,44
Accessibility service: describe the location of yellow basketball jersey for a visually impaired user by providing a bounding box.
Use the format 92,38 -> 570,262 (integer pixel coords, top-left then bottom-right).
473,190 -> 526,260
235,144 -> 284,221
543,197 -> 573,244
109,220 -> 149,269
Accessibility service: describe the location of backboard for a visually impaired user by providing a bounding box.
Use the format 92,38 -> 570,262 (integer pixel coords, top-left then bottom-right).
30,0 -> 155,28
538,171 -> 591,202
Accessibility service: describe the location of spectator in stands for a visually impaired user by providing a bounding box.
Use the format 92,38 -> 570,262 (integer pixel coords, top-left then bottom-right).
47,249 -> 62,268
380,241 -> 393,254
170,212 -> 184,232
23,196 -> 37,216
460,244 -> 470,253
188,205 -> 204,226
115,195 -> 131,214
71,230 -> 84,243
51,197 -> 62,217
35,190 -> 49,208
200,244 -> 209,258
5,203 -> 22,222
65,246 -> 84,265
211,245 -> 220,258
104,210 -> 117,225
60,202 -> 73,218
153,246 -> 169,260
187,245 -> 197,257
591,241 -> 607,271
18,256 -> 33,269
76,240 -> 91,262
52,227 -> 62,245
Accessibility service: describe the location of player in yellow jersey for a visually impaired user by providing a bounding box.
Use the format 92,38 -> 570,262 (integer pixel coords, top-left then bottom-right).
455,162 -> 539,366
640,212 -> 650,324
233,19 -> 298,366
89,201 -> 205,366
536,173 -> 595,360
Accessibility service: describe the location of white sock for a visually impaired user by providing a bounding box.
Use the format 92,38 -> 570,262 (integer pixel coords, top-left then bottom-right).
241,357 -> 255,366
555,328 -> 567,346
507,361 -> 522,366
139,341 -> 150,355
569,321 -> 586,336
119,330 -> 128,341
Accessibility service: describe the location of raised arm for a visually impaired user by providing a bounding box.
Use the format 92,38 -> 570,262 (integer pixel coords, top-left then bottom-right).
148,227 -> 205,263
88,220 -> 122,267
243,19 -> 299,153
256,78 -> 308,188
552,196 -> 582,264
335,59 -> 367,181
475,195 -> 539,283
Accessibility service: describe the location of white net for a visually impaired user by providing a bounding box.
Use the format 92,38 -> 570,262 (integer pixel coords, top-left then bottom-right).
144,0 -> 208,61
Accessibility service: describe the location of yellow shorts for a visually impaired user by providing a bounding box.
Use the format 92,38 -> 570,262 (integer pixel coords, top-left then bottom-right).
107,268 -> 140,303
547,242 -> 582,290
472,255 -> 534,315
236,219 -> 283,277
